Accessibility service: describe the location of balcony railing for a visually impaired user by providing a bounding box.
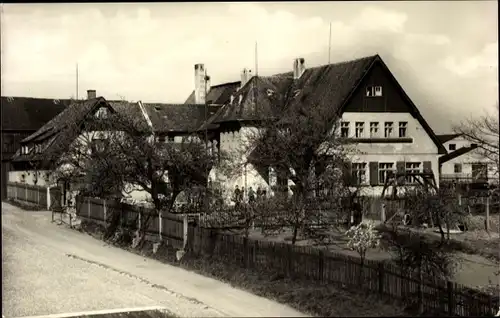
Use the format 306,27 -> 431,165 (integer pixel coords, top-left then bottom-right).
440,173 -> 498,184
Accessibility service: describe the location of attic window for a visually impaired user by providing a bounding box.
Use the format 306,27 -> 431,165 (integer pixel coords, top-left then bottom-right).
366,86 -> 383,97
95,107 -> 109,119
266,89 -> 275,97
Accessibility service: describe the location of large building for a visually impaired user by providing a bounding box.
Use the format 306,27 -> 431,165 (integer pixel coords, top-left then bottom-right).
10,54 -> 450,203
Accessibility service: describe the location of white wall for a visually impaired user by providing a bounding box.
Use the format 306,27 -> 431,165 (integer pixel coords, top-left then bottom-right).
8,170 -> 54,186
340,112 -> 440,195
440,147 -> 498,181
442,136 -> 473,153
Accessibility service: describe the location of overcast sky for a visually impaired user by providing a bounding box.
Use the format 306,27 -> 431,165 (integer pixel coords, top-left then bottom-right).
1,2 -> 497,133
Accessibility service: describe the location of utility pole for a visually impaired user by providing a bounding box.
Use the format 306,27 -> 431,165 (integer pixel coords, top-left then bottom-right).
76,63 -> 79,100
328,22 -> 332,64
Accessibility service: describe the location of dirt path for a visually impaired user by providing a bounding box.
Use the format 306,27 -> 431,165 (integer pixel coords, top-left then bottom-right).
1,202 -> 309,318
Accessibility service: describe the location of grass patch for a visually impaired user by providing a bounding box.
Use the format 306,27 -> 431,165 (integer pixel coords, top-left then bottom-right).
4,198 -> 46,211
78,220 -> 408,317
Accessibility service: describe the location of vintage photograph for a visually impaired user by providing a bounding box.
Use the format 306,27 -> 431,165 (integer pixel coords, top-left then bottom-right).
1,1 -> 498,317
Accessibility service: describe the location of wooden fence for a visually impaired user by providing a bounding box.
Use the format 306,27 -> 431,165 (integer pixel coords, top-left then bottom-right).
187,228 -> 499,317
6,182 -> 62,210
78,195 -> 498,317
75,196 -> 187,245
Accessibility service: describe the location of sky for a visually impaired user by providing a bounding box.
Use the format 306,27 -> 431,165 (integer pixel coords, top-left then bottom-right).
1,1 -> 498,133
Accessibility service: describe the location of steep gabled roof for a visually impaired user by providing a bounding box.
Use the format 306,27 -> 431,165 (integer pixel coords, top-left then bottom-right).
184,81 -> 241,105
142,103 -> 221,133
12,98 -> 148,163
439,144 -> 478,165
437,134 -> 462,144
206,54 -> 446,154
1,96 -> 71,131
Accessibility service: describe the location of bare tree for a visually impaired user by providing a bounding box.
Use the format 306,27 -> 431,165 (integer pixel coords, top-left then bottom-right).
242,101 -> 357,245
453,104 -> 499,177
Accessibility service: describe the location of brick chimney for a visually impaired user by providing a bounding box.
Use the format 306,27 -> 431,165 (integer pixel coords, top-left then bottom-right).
293,58 -> 305,80
194,64 -> 207,104
240,68 -> 252,89
87,89 -> 97,99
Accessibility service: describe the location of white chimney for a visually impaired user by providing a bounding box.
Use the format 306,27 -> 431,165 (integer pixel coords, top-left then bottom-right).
240,68 -> 253,89
87,89 -> 97,99
194,64 -> 207,104
293,58 -> 306,80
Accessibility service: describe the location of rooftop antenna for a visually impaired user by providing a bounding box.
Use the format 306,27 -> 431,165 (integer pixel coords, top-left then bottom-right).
76,63 -> 79,100
328,22 -> 332,64
255,41 -> 258,76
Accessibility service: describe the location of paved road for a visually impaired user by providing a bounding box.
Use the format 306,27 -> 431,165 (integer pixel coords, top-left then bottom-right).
2,202 -> 308,318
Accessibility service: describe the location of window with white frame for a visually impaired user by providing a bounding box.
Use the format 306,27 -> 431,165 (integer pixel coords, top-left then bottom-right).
341,122 -> 350,138
370,122 -> 379,138
405,162 -> 421,183
95,107 -> 109,119
366,86 -> 383,97
384,122 -> 394,138
355,122 -> 365,138
399,122 -> 408,138
379,162 -> 394,185
352,163 -> 367,185
454,163 -> 462,173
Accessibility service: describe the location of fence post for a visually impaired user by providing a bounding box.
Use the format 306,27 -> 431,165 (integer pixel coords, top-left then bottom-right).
183,214 -> 188,250
287,244 -> 293,277
37,187 -> 40,206
87,198 -> 91,218
158,212 -> 162,241
485,196 -> 490,232
47,186 -> 51,210
25,183 -> 28,202
244,237 -> 249,268
103,199 -> 107,223
447,281 -> 455,316
378,262 -> 385,294
318,250 -> 325,281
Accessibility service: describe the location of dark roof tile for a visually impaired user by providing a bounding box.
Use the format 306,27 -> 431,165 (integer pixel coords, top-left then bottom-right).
184,81 -> 241,105
1,96 -> 71,131
437,134 -> 462,144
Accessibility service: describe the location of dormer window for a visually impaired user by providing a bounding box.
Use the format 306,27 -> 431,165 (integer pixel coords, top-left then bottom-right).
366,86 -> 383,97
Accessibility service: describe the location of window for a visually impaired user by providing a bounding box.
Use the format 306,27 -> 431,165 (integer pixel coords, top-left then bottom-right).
370,122 -> 379,138
91,138 -> 106,154
449,144 -> 456,151
95,107 -> 109,119
366,86 -> 383,97
158,135 -> 166,143
454,163 -> 462,173
379,163 -> 394,185
341,122 -> 350,138
355,122 -> 365,138
352,163 -> 367,185
384,122 -> 394,138
405,162 -> 421,183
472,163 -> 487,180
168,136 -> 175,142
399,122 -> 408,138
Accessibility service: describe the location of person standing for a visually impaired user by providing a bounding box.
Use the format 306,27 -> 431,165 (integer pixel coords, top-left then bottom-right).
248,186 -> 256,204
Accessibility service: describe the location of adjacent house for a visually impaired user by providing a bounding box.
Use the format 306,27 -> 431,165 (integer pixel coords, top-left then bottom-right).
438,134 -> 498,186
195,54 -> 447,198
1,96 -> 70,199
9,90 -> 150,203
